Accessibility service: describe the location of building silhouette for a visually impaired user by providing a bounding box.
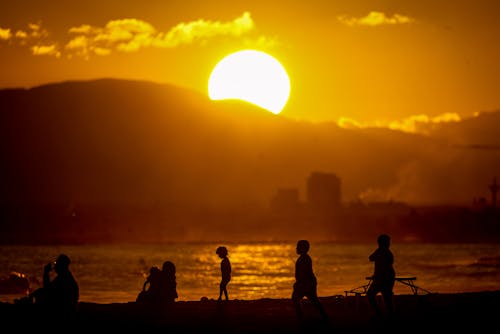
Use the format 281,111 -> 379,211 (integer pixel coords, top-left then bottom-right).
306,172 -> 341,211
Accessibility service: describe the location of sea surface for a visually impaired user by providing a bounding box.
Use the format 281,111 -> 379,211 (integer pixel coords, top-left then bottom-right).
0,242 -> 499,304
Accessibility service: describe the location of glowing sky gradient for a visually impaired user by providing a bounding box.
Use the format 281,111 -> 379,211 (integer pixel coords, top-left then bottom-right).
1,0 -> 499,127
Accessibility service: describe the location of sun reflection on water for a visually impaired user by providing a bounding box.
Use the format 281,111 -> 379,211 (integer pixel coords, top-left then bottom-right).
0,243 -> 498,303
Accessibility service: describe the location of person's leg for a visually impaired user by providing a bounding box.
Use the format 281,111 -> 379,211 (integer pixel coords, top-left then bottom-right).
30,287 -> 49,304
381,285 -> 394,316
220,278 -> 229,300
292,289 -> 304,319
218,282 -> 224,301
307,293 -> 329,321
366,283 -> 381,316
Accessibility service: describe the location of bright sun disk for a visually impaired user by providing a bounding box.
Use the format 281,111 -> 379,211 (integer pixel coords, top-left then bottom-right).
208,50 -> 290,114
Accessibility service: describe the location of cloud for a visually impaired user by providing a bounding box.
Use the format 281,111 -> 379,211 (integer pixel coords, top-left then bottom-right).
243,35 -> 279,49
0,27 -> 12,40
337,117 -> 363,129
0,22 -> 56,50
154,11 -> 254,47
357,159 -> 451,205
388,113 -> 460,133
31,44 -> 61,58
27,23 -> 49,38
93,47 -> 111,56
0,12 -> 258,59
338,112 -> 461,134
15,30 -> 28,39
338,11 -> 415,27
66,12 -> 255,59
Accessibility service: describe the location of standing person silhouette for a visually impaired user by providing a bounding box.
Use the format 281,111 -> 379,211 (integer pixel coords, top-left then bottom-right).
292,240 -> 328,321
216,246 -> 231,301
366,234 -> 396,317
29,254 -> 79,312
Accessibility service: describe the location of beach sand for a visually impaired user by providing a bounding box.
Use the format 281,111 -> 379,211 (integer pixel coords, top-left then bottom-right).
1,291 -> 498,333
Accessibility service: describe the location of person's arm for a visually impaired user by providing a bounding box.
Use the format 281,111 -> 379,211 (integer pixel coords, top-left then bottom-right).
142,279 -> 149,291
369,249 -> 379,262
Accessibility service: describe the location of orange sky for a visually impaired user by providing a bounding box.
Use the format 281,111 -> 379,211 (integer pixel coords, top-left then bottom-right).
1,0 -> 499,126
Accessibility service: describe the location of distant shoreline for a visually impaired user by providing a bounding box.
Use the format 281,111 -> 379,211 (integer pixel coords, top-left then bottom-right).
1,290 -> 498,333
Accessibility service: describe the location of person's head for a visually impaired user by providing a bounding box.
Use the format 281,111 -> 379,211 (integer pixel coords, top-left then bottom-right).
54,254 -> 71,273
296,240 -> 310,255
162,261 -> 176,276
147,266 -> 162,284
216,246 -> 228,258
150,266 -> 161,276
377,234 -> 391,248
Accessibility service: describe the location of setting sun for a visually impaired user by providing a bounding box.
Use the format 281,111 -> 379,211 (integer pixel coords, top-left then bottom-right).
208,50 -> 290,114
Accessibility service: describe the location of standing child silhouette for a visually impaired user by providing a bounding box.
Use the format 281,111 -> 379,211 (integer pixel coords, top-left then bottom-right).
216,246 -> 231,301
292,240 -> 328,321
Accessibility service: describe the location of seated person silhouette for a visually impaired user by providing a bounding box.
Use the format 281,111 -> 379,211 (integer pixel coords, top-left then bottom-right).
137,266 -> 162,303
292,240 -> 328,321
159,261 -> 178,304
28,254 -> 79,312
137,261 -> 178,305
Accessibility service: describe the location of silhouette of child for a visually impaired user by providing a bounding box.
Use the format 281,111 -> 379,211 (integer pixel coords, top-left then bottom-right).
292,240 -> 328,321
216,246 -> 231,301
367,234 -> 396,317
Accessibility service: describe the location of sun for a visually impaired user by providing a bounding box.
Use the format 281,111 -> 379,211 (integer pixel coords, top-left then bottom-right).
208,50 -> 290,114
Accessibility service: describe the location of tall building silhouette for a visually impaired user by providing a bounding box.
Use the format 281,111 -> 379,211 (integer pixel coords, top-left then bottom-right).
306,172 -> 341,211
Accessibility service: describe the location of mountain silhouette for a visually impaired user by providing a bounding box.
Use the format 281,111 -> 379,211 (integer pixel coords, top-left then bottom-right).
1,79 -> 499,243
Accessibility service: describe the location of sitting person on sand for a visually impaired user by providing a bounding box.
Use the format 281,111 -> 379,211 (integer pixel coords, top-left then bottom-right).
137,265 -> 161,303
137,261 -> 178,305
292,240 -> 328,321
159,261 -> 178,303
28,254 -> 79,311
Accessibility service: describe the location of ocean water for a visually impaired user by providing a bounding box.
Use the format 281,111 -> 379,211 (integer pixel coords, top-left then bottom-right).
0,242 -> 499,304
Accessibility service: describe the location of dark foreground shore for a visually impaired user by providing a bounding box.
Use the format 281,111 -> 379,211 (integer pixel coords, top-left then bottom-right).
1,291 -> 499,333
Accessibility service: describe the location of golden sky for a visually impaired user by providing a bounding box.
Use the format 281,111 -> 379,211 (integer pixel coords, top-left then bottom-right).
1,0 -> 499,127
